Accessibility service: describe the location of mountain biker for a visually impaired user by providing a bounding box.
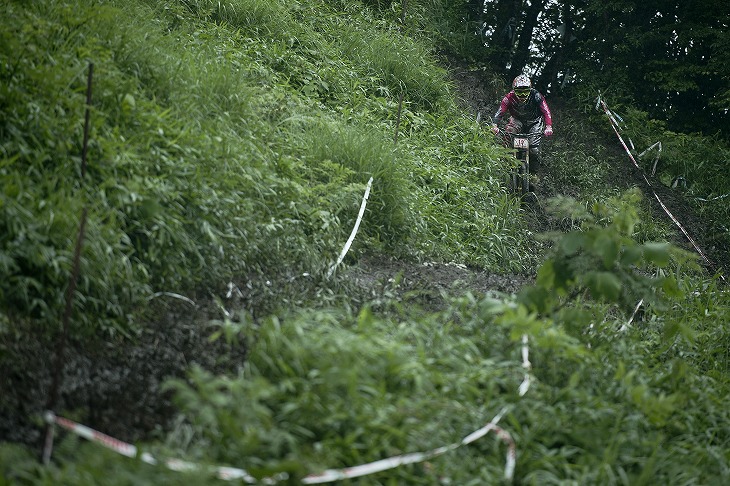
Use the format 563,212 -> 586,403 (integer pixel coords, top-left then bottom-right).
491,74 -> 553,171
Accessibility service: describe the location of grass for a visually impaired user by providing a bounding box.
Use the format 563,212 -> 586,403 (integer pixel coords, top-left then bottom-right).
2,0 -> 730,485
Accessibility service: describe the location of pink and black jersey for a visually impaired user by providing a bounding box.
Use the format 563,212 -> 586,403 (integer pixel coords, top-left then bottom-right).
492,90 -> 552,127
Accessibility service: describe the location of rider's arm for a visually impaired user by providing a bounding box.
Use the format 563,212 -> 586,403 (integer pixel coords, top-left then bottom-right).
491,95 -> 511,134
537,94 -> 553,136
538,95 -> 553,128
492,94 -> 511,125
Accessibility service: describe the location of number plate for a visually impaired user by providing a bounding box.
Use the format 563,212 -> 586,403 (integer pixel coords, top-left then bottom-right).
513,137 -> 529,149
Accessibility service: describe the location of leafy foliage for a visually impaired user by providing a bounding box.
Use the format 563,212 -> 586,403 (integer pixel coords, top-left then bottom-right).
13,197 -> 730,484
2,0 -> 730,485
615,107 -> 730,244
560,97 -> 730,260
523,190 -> 691,315
456,0 -> 730,137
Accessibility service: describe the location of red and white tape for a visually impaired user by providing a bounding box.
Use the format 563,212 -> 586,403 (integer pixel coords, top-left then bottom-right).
43,411 -> 276,483
45,407 -> 516,483
596,95 -> 725,283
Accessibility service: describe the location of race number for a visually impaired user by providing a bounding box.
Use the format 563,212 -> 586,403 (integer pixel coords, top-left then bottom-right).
513,137 -> 529,149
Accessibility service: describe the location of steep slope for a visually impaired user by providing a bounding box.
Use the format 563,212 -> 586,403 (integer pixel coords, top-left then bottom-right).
445,56 -> 729,280
4,49 -> 727,466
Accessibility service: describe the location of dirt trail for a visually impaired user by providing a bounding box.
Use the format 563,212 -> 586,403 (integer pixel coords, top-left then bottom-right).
443,55 -> 729,278
3,55 -> 727,455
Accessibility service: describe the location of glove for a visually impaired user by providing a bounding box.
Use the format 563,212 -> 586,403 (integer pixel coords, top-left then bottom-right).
491,124 -> 500,135
544,126 -> 553,137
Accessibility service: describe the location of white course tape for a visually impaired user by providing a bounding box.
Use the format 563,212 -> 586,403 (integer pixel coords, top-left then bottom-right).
620,298 -> 644,332
45,407 -> 516,483
43,411 -> 261,483
638,141 -> 662,176
696,193 -> 730,202
146,291 -> 197,307
327,177 -> 373,278
303,407 -> 515,483
596,95 -> 725,283
518,334 -> 532,396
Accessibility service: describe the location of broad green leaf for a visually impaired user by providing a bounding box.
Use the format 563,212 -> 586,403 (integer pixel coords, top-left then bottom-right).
592,232 -> 620,269
643,242 -> 671,267
619,245 -> 642,266
560,232 -> 586,256
517,286 -> 551,314
538,257 -> 575,295
586,271 -> 622,302
536,259 -> 556,288
660,276 -> 683,298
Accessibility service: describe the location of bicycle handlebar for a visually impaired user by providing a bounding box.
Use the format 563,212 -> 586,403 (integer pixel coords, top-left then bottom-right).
492,127 -> 531,137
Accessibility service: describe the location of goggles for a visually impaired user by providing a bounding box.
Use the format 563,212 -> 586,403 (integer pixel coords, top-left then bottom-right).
514,87 -> 530,96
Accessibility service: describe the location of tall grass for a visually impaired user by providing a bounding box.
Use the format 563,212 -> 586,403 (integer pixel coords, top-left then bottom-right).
295,120 -> 412,244
3,0 -> 730,484
337,23 -> 451,110
8,219 -> 729,483
564,89 -> 730,255
0,0 -> 522,337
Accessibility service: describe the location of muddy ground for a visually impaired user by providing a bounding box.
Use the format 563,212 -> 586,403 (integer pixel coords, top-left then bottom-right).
2,56 -> 728,454
444,55 -> 730,276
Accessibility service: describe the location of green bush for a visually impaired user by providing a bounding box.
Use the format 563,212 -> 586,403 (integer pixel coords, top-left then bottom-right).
4,1 -> 730,485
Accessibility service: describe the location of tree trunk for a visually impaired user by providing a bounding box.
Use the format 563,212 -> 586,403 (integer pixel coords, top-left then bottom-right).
508,0 -> 546,80
488,0 -> 521,69
536,1 -> 574,94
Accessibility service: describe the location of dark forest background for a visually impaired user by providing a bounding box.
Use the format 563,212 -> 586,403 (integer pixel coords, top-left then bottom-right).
444,0 -> 729,137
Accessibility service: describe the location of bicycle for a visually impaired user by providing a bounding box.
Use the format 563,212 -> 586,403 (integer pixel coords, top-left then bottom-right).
494,128 -> 533,197
476,111 -> 539,199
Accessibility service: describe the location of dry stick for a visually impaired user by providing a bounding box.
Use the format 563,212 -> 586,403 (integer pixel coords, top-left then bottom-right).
43,207 -> 88,464
393,90 -> 404,144
42,62 -> 94,464
81,64 -> 93,178
47,212 -> 89,410
393,0 -> 407,142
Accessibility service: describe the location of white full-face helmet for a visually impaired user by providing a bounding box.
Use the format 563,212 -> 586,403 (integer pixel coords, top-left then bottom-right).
512,74 -> 532,102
